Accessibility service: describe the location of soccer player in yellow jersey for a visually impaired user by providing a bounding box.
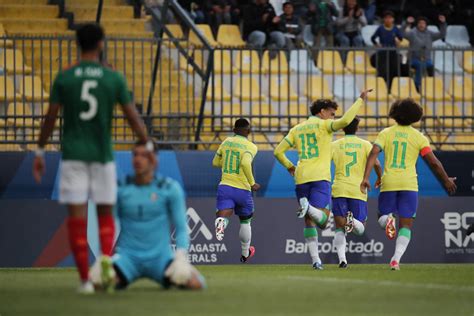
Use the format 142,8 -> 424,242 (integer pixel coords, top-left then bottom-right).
361,99 -> 457,270
331,117 -> 382,268
274,89 -> 372,269
212,119 -> 260,263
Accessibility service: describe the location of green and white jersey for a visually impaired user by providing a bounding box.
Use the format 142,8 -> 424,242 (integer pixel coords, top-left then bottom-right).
50,60 -> 132,163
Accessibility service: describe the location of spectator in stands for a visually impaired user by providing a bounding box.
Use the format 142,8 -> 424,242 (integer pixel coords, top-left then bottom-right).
242,0 -> 286,50
370,11 -> 404,86
206,1 -> 239,35
290,0 -> 311,19
335,0 -> 367,48
178,0 -> 206,23
277,2 -> 303,49
402,15 -> 447,91
307,0 -> 339,47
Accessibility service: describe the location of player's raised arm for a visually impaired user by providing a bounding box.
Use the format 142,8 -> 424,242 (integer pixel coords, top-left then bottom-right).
422,151 -> 457,195
274,132 -> 295,176
330,89 -> 372,132
361,145 -> 381,193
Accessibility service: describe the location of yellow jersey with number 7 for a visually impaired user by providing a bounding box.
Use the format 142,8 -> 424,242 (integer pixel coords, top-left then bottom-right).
331,135 -> 373,201
374,125 -> 431,192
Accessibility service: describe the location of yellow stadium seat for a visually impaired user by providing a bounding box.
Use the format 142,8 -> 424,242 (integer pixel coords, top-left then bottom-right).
234,77 -> 265,101
216,25 -> 246,47
317,51 -> 345,74
213,50 -> 237,74
1,18 -> 68,35
235,50 -> 261,74
304,76 -> 334,100
346,51 -> 376,75
262,51 -> 289,74
0,23 -> 13,48
437,104 -> 469,128
269,76 -> 298,101
189,24 -> 218,47
179,50 -> 206,73
250,104 -> 279,128
163,24 -> 187,47
421,77 -> 451,101
0,143 -> 22,151
448,76 -> 473,101
361,76 -> 391,102
390,77 -> 421,101
0,76 -> 22,101
207,78 -> 231,102
7,103 -> 40,127
288,103 -> 309,117
221,104 -> 245,126
0,49 -> 32,74
20,76 -> 49,102
71,6 -> 134,22
358,106 -> 378,128
251,133 -> 273,150
461,51 -> 474,74
198,133 -> 223,151
101,19 -> 148,34
453,134 -> 474,151
0,5 -> 59,19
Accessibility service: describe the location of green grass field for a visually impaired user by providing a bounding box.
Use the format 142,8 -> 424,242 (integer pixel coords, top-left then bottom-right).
0,264 -> 473,316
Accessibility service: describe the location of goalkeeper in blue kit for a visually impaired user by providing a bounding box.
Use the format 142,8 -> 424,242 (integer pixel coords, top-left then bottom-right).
90,143 -> 205,290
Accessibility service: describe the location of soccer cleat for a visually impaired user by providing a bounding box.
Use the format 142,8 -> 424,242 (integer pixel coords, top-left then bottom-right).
390,260 -> 400,271
312,262 -> 324,270
100,255 -> 116,293
215,218 -> 226,241
240,246 -> 255,263
385,214 -> 397,240
339,261 -> 348,269
297,197 -> 309,218
77,280 -> 95,295
345,211 -> 354,234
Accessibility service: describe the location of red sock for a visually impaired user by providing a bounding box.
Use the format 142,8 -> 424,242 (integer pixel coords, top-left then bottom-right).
67,217 -> 89,282
98,213 -> 115,256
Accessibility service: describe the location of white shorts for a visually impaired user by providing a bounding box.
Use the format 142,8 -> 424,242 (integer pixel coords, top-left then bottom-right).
59,160 -> 117,205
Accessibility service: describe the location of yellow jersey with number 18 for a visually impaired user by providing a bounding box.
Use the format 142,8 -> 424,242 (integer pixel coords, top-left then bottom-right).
331,135 -> 373,201
374,125 -> 431,192
214,135 -> 258,191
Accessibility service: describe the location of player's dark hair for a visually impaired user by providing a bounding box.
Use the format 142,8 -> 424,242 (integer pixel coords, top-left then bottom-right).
389,98 -> 423,126
383,10 -> 395,18
76,23 -> 105,53
343,117 -> 360,135
283,2 -> 292,8
310,99 -> 338,115
234,118 -> 250,129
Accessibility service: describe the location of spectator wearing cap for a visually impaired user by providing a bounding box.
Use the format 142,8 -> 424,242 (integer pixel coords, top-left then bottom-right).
307,0 -> 339,47
402,14 -> 447,90
277,2 -> 303,49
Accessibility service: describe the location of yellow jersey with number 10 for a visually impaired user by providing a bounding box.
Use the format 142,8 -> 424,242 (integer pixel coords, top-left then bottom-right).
214,135 -> 258,191
374,125 -> 431,192
331,135 -> 373,201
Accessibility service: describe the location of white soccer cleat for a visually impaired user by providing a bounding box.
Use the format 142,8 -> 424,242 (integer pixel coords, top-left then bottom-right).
345,211 -> 354,234
215,218 -> 226,241
77,280 -> 95,295
297,197 -> 309,218
100,255 -> 116,293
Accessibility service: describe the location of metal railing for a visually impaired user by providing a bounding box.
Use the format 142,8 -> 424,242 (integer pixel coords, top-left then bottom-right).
0,35 -> 473,150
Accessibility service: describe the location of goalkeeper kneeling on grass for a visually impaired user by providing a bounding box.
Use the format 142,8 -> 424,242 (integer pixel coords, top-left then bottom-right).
91,142 -> 205,290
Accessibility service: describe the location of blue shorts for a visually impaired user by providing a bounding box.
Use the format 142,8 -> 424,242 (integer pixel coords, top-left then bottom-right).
216,185 -> 254,217
295,181 -> 331,209
332,197 -> 368,222
113,251 -> 174,286
379,191 -> 418,218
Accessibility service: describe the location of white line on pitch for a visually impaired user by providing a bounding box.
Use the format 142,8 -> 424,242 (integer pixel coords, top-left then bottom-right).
286,275 -> 474,292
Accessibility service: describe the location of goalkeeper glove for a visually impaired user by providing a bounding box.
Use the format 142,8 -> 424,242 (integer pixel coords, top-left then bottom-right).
165,249 -> 192,286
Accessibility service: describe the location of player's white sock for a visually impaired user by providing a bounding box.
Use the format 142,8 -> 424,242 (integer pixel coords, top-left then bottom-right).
378,215 -> 389,229
392,227 -> 411,263
307,205 -> 328,227
304,227 -> 321,264
239,220 -> 252,257
334,228 -> 347,264
352,219 -> 365,236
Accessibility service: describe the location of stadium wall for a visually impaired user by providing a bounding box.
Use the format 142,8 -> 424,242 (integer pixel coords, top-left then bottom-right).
0,151 -> 473,267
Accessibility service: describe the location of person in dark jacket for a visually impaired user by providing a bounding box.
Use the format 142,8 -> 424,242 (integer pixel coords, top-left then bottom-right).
278,2 -> 303,49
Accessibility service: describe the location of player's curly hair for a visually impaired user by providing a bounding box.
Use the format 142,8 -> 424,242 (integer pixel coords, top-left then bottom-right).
389,98 -> 423,126
310,99 -> 338,116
